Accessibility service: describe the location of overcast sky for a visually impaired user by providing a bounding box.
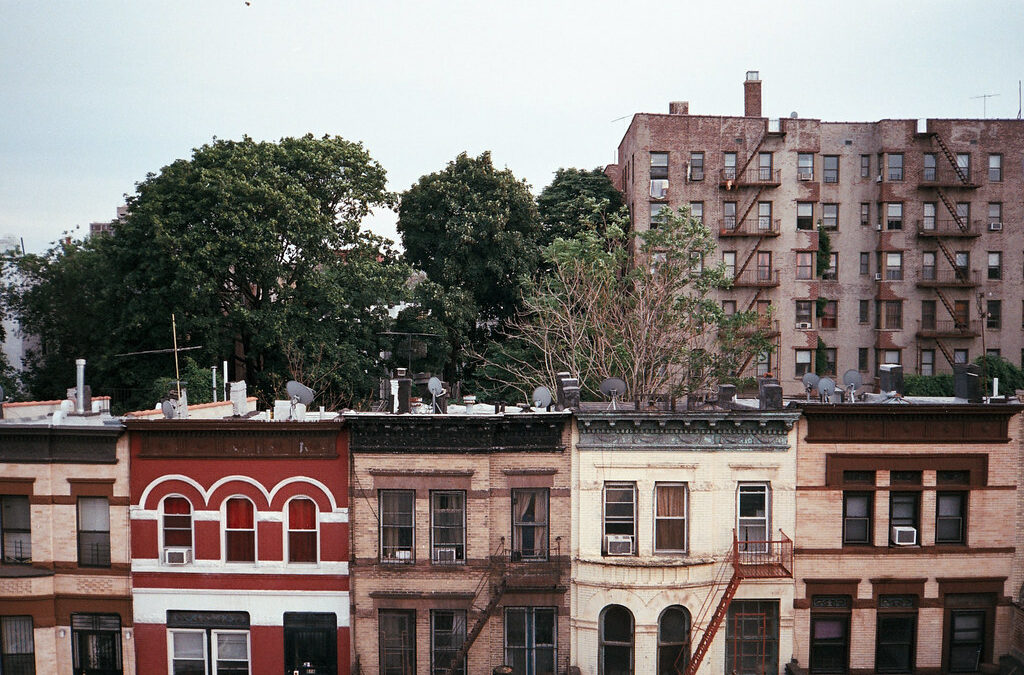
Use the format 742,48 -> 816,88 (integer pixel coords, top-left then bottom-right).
2,0 -> 1022,254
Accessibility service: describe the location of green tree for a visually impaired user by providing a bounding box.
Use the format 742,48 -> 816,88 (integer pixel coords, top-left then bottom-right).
536,167 -> 624,246
479,207 -> 774,401
396,152 -> 541,383
7,135 -> 407,411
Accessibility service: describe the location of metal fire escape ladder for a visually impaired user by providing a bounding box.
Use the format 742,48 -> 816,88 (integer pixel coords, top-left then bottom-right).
736,127 -> 768,178
934,287 -> 959,320
935,187 -> 969,233
932,132 -> 970,184
935,338 -> 956,367
441,542 -> 508,675
681,572 -> 742,675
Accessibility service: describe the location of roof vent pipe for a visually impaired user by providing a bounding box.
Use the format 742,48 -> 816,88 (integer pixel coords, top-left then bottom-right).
75,359 -> 86,414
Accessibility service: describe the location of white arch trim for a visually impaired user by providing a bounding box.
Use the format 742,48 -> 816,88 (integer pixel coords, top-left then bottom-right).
139,474 -> 340,512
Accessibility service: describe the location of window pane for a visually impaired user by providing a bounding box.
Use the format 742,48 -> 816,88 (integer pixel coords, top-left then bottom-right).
78,498 -> 109,531
172,632 -> 205,659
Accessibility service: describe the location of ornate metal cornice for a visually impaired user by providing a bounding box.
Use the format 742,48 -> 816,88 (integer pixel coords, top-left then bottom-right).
347,413 -> 570,454
0,425 -> 123,463
576,411 -> 799,452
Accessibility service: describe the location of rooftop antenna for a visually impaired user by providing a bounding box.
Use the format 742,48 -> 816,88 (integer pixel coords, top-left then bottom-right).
842,369 -> 863,403
532,386 -> 553,410
818,377 -> 836,403
171,314 -> 182,403
286,380 -> 315,419
801,372 -> 820,402
971,93 -> 999,118
599,377 -> 627,411
427,376 -> 445,413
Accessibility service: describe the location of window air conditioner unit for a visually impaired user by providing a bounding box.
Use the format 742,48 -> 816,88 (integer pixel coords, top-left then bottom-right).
875,273 -> 883,281
875,223 -> 883,231
164,547 -> 193,565
394,549 -> 412,560
890,526 -> 917,546
989,222 -> 1003,231
798,172 -> 812,181
796,322 -> 812,330
605,534 -> 634,556
876,175 -> 883,183
435,547 -> 458,562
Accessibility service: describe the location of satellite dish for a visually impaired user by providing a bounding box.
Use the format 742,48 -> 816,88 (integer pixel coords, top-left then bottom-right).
789,111 -> 799,119
801,372 -> 820,390
842,370 -> 863,389
818,377 -> 836,401
532,386 -> 553,409
161,400 -> 176,419
286,380 -> 315,406
428,377 -> 444,396
599,377 -> 628,410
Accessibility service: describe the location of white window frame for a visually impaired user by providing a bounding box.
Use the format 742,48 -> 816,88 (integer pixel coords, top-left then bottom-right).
168,628 -> 208,675
212,629 -> 251,675
654,483 -> 688,554
285,496 -> 319,565
160,495 -> 194,561
737,483 -> 770,553
602,482 -> 637,554
222,496 -> 257,564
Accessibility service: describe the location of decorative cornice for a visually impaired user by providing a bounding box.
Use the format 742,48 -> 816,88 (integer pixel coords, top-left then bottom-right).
0,426 -> 122,464
801,404 -> 1017,443
128,420 -> 343,458
348,414 -> 569,454
576,412 -> 798,452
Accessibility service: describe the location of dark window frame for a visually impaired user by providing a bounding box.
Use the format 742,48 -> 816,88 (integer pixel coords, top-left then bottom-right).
0,495 -> 31,564
76,496 -> 111,568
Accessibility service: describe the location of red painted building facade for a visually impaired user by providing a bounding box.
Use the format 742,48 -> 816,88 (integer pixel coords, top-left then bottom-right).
126,417 -> 349,675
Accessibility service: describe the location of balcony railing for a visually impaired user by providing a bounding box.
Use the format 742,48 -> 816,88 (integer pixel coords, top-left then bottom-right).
733,529 -> 793,579
915,269 -> 980,287
493,537 -> 566,591
737,318 -> 780,336
916,320 -> 980,338
719,218 -> 781,237
918,167 -> 978,186
719,167 -> 782,186
915,219 -> 980,237
732,269 -> 779,287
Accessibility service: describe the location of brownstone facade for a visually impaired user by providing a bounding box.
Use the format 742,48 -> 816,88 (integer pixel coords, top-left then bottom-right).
347,410 -> 572,674
791,404 -> 1021,674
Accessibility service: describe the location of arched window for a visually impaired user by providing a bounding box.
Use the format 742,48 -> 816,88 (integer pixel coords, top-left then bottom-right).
225,497 -> 256,563
287,498 -> 318,563
162,496 -> 193,562
599,605 -> 633,675
658,605 -> 691,675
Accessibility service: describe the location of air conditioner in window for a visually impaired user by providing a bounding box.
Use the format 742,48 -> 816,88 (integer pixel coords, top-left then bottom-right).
796,322 -> 812,330
605,534 -> 634,556
890,526 -> 917,546
797,172 -> 812,181
164,547 -> 193,565
876,175 -> 883,182
434,547 -> 458,562
394,549 -> 412,560
875,223 -> 883,231
875,273 -> 883,281
989,222 -> 1003,231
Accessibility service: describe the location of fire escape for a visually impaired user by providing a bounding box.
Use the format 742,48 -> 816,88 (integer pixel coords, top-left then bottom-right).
914,129 -> 980,368
719,122 -> 783,378
676,530 -> 793,675
441,538 -> 566,675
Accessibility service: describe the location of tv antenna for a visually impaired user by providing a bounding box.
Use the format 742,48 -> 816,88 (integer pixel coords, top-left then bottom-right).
971,93 -> 999,118
427,376 -> 445,413
532,386 -> 553,410
817,377 -> 836,403
842,370 -> 863,403
286,380 -> 315,419
599,377 -> 628,410
801,372 -> 820,401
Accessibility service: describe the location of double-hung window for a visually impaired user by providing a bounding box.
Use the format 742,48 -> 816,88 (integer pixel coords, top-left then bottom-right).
0,496 -> 31,564
876,596 -> 917,673
431,610 -> 466,675
162,496 -> 192,562
505,607 -> 556,675
650,152 -> 669,198
224,498 -> 255,563
512,488 -> 548,561
823,155 -> 839,183
797,153 -> 814,180
654,483 -> 687,554
889,491 -> 920,546
923,153 -> 937,181
603,483 -> 636,555
431,491 -> 465,564
796,252 -> 813,280
689,152 -> 704,181
77,497 -> 110,568
380,610 -> 415,675
0,615 -> 34,675
842,493 -> 872,545
168,611 -> 250,675
988,154 -> 1002,182
886,203 -> 903,230
796,203 -> 813,230
810,597 -> 851,674
935,493 -> 967,545
737,484 -> 769,552
948,610 -> 985,672
380,490 -> 414,563
822,203 -> 838,229
287,497 -> 318,563
888,153 -> 904,181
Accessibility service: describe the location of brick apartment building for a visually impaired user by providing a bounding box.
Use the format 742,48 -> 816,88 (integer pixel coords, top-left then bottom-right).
571,389 -> 800,675
0,388 -> 133,675
347,386 -> 571,674
127,400 -> 350,675
790,399 -> 1022,674
611,72 -> 1024,394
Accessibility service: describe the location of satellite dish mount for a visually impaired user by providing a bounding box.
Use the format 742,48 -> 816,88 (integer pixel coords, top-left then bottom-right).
599,377 -> 628,411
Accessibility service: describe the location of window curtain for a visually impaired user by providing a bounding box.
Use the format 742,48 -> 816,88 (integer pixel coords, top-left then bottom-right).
225,499 -> 255,562
288,499 -> 317,563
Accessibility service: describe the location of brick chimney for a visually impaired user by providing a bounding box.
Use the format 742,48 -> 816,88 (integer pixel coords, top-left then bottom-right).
744,71 -> 762,117
669,101 -> 689,115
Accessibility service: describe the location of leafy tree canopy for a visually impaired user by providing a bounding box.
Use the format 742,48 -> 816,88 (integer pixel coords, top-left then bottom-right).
6,135 -> 408,411
536,167 -> 624,246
